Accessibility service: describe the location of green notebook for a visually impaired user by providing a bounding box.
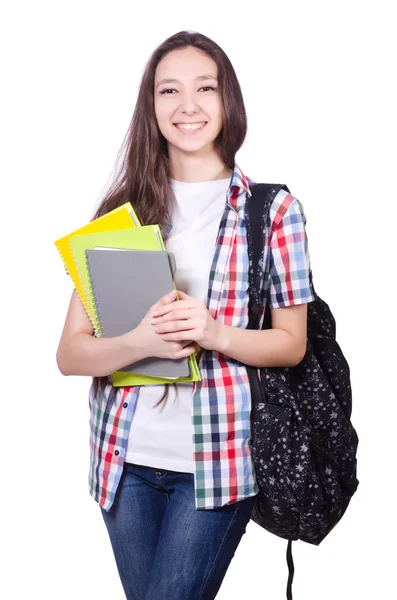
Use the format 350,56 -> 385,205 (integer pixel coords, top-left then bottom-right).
69,226 -> 201,386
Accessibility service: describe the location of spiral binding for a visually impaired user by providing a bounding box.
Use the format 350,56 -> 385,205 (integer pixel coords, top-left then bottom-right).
83,252 -> 104,337
65,244 -> 102,337
55,243 -> 83,302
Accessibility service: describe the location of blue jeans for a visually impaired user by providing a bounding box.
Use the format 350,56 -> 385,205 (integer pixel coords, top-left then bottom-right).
100,461 -> 256,600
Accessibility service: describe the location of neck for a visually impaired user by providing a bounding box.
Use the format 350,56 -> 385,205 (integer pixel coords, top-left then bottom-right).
168,148 -> 233,182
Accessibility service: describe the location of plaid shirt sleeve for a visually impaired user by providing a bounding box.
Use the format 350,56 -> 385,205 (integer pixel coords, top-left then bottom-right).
267,196 -> 316,308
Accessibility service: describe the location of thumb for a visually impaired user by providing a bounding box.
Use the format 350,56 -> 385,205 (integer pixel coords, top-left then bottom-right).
176,289 -> 191,300
158,288 -> 177,305
149,289 -> 176,316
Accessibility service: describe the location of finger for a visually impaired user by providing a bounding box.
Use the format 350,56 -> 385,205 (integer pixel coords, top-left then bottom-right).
181,340 -> 197,349
151,309 -> 191,324
150,289 -> 177,314
177,343 -> 197,358
154,319 -> 197,334
159,330 -> 196,342
157,289 -> 177,306
152,300 -> 191,317
176,290 -> 191,300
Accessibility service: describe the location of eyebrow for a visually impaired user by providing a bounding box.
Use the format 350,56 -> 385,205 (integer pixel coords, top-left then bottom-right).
156,74 -> 218,88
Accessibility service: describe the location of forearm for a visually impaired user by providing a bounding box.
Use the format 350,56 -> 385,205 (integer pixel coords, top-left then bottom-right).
56,329 -> 147,377
215,324 -> 304,368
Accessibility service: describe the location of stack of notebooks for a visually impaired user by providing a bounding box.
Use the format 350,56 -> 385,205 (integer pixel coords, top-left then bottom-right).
54,202 -> 201,386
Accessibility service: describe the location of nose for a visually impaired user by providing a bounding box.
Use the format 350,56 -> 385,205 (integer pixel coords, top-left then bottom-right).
177,90 -> 200,114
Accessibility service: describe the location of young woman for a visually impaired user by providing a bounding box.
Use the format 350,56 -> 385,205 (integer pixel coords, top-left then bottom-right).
56,30 -> 315,600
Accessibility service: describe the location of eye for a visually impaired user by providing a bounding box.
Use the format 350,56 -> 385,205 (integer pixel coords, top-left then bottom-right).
159,86 -> 217,95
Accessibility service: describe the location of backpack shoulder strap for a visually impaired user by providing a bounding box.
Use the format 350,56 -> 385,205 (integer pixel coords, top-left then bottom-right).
246,183 -> 291,328
246,184 -> 297,600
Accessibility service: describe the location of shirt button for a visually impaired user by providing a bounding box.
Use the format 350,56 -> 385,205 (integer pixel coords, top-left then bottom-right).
123,402 -> 128,408
114,450 -> 119,456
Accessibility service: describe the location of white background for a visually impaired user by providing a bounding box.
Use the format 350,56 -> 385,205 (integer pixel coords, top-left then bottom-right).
2,1 -> 396,598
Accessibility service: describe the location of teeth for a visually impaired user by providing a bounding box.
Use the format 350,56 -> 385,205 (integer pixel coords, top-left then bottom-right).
175,122 -> 206,130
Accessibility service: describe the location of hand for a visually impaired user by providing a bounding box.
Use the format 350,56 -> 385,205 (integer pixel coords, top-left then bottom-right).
151,289 -> 223,352
131,289 -> 198,361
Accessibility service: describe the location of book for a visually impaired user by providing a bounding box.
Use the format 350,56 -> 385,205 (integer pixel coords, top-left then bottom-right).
68,227 -> 201,386
54,202 -> 140,314
85,248 -> 190,378
93,247 -> 177,281
68,225 -> 164,334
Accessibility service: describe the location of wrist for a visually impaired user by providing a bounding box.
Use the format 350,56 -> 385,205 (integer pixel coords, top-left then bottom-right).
120,326 -> 149,362
212,321 -> 230,354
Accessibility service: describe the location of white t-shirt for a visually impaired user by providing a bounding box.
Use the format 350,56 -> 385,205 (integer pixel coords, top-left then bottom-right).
125,176 -> 231,472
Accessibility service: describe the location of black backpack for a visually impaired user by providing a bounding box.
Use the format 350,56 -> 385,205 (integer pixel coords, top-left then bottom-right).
245,183 -> 359,600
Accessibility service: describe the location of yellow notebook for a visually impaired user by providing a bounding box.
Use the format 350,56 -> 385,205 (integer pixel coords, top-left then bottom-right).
68,226 -> 201,387
54,202 -> 140,312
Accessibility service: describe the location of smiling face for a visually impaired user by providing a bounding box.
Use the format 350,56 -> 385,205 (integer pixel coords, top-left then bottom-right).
154,46 -> 223,157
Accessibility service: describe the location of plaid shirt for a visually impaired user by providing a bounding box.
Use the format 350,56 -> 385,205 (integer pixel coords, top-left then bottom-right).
88,161 -> 316,512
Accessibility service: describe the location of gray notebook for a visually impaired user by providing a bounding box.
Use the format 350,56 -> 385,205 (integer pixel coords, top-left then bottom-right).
85,248 -> 191,378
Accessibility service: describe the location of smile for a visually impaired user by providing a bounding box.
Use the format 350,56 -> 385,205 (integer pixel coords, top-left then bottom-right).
173,122 -> 207,134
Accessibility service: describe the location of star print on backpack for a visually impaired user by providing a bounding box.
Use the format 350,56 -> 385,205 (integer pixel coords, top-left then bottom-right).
245,183 -> 359,600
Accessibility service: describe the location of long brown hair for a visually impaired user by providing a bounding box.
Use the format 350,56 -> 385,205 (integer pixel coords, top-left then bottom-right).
91,30 -> 248,405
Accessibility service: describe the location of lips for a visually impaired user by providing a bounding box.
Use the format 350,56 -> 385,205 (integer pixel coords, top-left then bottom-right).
173,121 -> 207,126
173,122 -> 208,134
